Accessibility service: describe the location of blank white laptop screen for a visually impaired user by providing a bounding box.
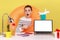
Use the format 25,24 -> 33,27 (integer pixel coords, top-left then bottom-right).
35,20 -> 52,32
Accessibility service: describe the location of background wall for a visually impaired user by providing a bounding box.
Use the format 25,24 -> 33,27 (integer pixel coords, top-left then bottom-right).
0,0 -> 60,33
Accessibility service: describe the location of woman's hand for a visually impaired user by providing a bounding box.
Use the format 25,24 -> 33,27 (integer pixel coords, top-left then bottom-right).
22,25 -> 28,29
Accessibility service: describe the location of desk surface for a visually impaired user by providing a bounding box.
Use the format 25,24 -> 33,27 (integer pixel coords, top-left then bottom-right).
0,34 -> 59,40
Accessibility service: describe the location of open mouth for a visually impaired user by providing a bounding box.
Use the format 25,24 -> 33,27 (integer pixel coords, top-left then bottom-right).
27,14 -> 29,16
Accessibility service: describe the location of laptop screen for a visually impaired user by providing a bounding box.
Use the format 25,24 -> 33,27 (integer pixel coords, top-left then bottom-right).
34,20 -> 53,32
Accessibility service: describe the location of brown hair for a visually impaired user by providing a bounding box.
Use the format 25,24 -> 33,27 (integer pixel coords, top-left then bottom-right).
24,5 -> 32,11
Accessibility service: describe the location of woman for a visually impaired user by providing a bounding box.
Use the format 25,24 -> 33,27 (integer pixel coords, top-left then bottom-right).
16,5 -> 33,35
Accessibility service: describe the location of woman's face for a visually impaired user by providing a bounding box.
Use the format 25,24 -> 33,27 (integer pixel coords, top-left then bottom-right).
24,7 -> 32,18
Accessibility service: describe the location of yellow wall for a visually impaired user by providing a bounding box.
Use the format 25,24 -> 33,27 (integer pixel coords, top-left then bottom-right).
0,0 -> 60,33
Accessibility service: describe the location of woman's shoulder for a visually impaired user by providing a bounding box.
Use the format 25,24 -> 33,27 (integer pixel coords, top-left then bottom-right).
20,16 -> 32,21
20,16 -> 25,20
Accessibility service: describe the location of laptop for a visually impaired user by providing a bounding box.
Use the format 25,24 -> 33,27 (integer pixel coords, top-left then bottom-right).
34,20 -> 53,34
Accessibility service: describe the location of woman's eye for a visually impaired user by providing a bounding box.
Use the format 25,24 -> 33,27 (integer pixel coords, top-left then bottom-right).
25,10 -> 27,12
